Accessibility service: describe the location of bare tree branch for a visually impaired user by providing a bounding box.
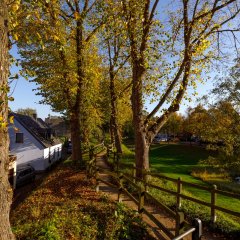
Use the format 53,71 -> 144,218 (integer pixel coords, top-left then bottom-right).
66,0 -> 76,14
144,60 -> 185,124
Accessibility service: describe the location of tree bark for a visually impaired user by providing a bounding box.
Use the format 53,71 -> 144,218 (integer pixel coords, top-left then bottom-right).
72,12 -> 85,164
109,118 -> 115,145
109,67 -> 122,153
0,1 -> 15,239
135,126 -> 150,177
70,111 -> 82,166
131,60 -> 149,177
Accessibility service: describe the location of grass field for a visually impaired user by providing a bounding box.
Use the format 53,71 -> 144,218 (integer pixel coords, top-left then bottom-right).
149,144 -> 240,212
120,142 -> 240,235
150,143 -> 210,182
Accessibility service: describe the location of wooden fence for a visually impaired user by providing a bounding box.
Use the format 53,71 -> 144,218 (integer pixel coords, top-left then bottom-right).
86,146 -> 203,240
106,147 -> 240,221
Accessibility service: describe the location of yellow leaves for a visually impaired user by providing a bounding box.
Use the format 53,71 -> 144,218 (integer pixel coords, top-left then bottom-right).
0,116 -> 7,129
0,116 -> 16,129
53,35 -> 60,41
0,122 -> 7,129
13,33 -> 19,41
34,12 -> 41,21
74,12 -> 81,20
36,32 -> 42,40
11,0 -> 21,12
9,116 -> 14,124
193,38 -> 211,57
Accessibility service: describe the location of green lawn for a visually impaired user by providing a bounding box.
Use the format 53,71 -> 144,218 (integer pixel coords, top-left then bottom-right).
149,143 -> 240,211
120,142 -> 240,234
150,143 -> 210,183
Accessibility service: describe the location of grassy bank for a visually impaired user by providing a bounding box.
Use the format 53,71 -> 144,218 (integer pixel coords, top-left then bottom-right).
10,159 -> 155,240
119,142 -> 240,236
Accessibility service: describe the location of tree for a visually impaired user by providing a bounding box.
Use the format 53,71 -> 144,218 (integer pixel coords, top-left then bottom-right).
184,105 -> 210,141
100,3 -> 131,153
183,100 -> 240,169
16,108 -> 36,116
0,1 -> 15,239
121,0 -> 240,177
206,101 -> 240,168
212,58 -> 240,111
17,0 -> 105,165
161,112 -> 184,138
99,66 -> 132,151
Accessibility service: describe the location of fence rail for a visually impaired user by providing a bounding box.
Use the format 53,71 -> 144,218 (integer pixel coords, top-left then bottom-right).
105,149 -> 240,223
85,144 -> 240,239
86,146 -> 203,240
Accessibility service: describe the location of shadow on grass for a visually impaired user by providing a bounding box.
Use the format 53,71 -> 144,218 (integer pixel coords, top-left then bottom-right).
150,144 -> 211,175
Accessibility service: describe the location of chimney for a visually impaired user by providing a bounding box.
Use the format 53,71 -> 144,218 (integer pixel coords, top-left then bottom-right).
33,113 -> 37,120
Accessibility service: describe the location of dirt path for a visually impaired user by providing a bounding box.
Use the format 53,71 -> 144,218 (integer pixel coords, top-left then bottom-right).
95,153 -> 228,240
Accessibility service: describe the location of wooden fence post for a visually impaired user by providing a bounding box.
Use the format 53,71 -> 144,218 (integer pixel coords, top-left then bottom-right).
89,146 -> 94,161
138,185 -> 145,215
192,218 -> 202,240
118,173 -> 123,202
107,145 -> 110,159
113,151 -> 116,167
211,185 -> 217,223
132,163 -> 136,183
177,177 -> 182,209
144,170 -> 149,193
95,167 -> 100,192
116,153 -> 121,173
175,211 -> 185,237
89,161 -> 93,177
86,161 -> 90,178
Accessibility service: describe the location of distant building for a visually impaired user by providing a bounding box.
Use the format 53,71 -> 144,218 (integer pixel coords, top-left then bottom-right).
45,115 -> 70,138
8,112 -> 62,172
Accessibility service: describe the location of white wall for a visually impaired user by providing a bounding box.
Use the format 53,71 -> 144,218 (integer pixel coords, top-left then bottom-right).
43,144 -> 62,169
9,159 -> 17,189
9,119 -> 46,171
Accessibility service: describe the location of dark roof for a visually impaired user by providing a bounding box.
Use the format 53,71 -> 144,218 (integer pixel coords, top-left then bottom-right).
37,118 -> 50,128
11,112 -> 60,147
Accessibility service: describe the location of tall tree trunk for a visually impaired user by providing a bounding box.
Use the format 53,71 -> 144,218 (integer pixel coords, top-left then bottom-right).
73,16 -> 85,164
113,122 -> 122,154
135,126 -> 150,176
80,107 -> 88,146
70,111 -> 82,165
109,118 -> 114,145
109,68 -> 122,153
0,2 -> 15,239
131,61 -> 149,177
59,47 -> 83,163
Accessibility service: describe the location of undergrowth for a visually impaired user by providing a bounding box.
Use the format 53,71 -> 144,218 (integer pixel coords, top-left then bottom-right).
11,160 -> 155,240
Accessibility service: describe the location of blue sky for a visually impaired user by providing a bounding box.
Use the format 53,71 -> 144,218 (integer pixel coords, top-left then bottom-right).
9,45 -> 60,120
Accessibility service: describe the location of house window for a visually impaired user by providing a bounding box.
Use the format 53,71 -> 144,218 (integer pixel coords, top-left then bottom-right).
16,133 -> 24,143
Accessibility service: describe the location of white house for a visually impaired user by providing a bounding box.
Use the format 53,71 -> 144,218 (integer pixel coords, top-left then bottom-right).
9,155 -> 17,189
8,113 -> 62,172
